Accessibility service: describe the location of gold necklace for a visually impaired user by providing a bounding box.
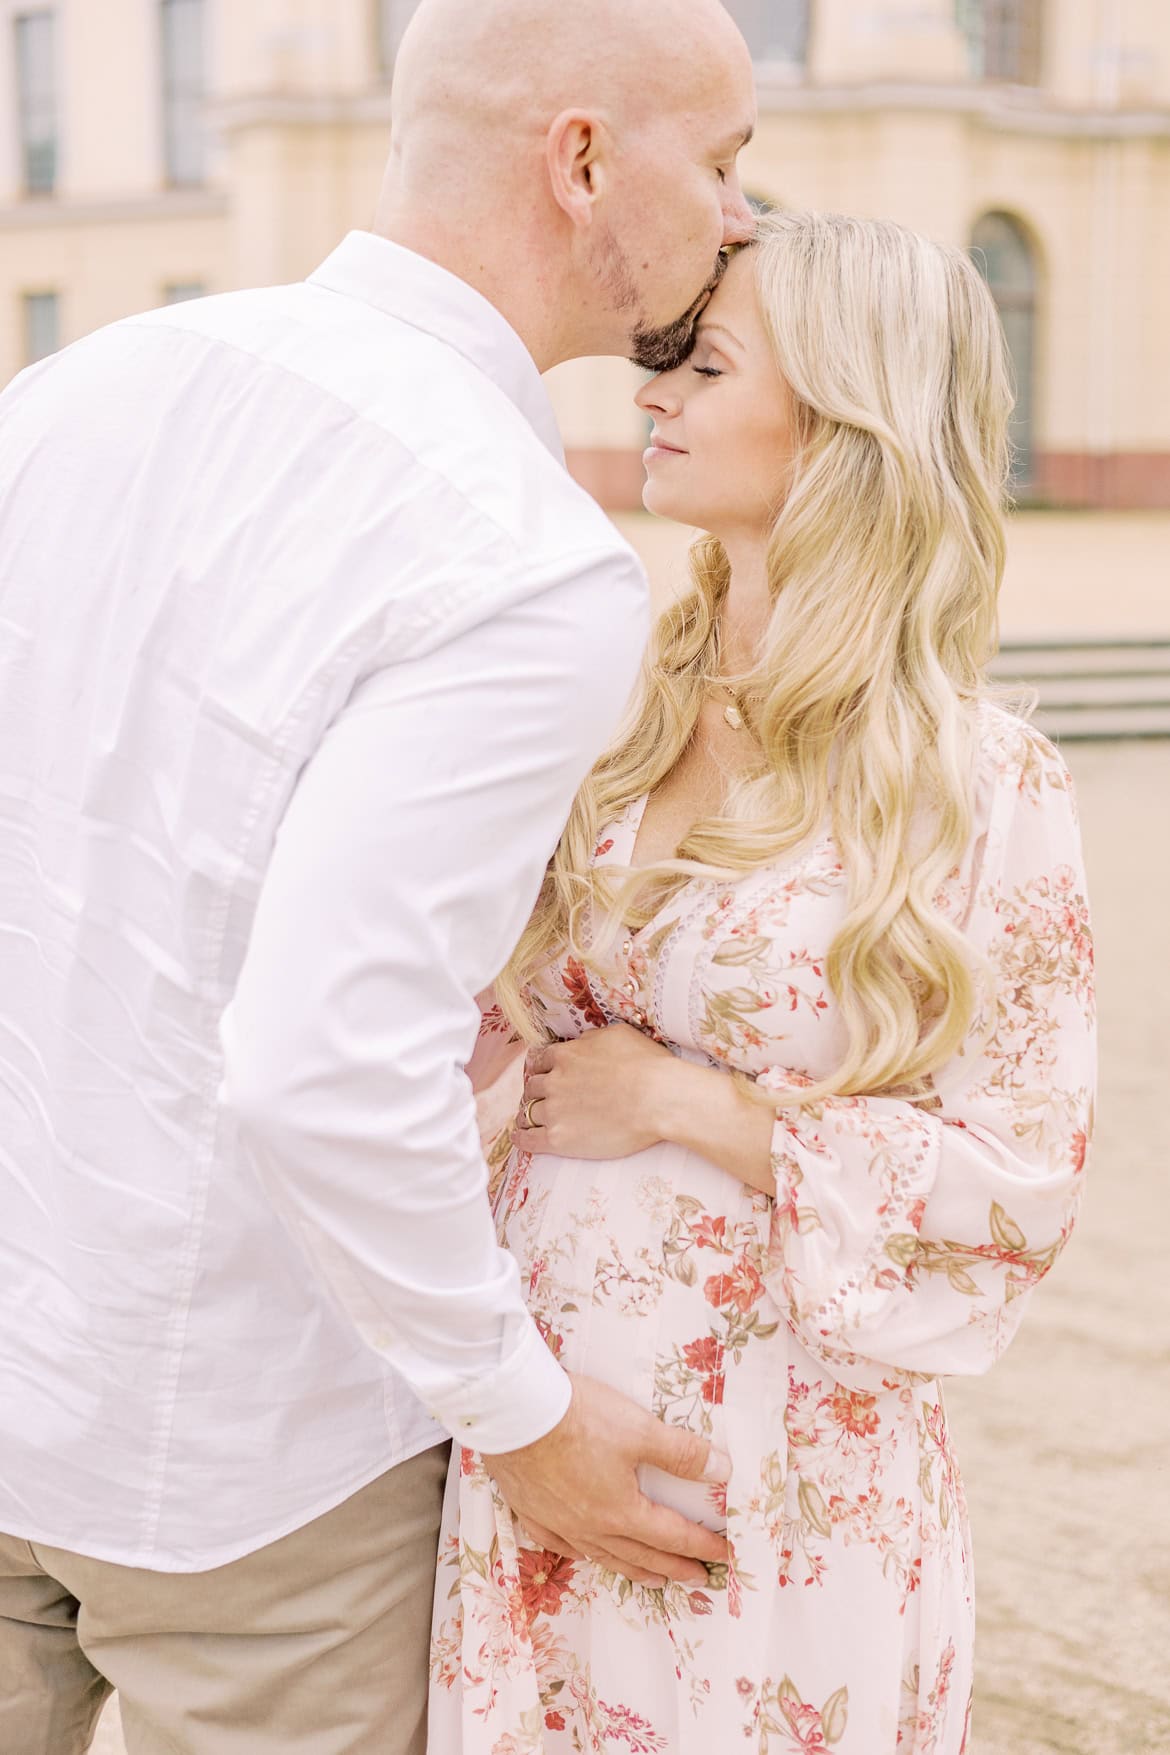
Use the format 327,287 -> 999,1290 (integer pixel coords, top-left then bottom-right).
704,676 -> 749,732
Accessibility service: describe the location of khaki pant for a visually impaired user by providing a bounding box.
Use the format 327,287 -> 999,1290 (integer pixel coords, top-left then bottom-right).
0,1443 -> 449,1755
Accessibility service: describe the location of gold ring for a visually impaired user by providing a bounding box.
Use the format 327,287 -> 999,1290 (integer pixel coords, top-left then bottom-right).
523,1097 -> 543,1129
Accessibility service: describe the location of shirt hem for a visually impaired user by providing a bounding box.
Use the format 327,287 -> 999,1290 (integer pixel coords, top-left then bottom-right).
8,1434 -> 449,1575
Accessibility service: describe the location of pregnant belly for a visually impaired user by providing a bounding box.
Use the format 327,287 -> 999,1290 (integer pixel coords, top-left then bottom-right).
494,1139 -> 783,1532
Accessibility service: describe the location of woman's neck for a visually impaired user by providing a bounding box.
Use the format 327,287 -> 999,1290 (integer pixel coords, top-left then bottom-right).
718,536 -> 772,677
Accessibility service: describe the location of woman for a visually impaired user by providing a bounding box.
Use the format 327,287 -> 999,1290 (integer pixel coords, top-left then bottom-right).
427,213 -> 1094,1754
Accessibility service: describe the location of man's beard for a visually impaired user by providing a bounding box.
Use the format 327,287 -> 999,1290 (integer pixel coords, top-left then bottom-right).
629,251 -> 731,373
592,225 -> 732,374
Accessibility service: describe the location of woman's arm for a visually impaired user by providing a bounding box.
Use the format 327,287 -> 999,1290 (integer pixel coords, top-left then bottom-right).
643,1055 -> 776,1196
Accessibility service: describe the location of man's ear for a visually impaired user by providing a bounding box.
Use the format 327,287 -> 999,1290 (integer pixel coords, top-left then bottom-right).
546,110 -> 608,228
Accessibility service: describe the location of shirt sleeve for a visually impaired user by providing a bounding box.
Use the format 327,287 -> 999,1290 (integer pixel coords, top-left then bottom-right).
220,546 -> 648,1453
761,720 -> 1095,1393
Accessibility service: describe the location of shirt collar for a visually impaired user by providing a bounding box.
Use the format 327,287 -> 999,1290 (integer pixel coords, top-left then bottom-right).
307,231 -> 564,464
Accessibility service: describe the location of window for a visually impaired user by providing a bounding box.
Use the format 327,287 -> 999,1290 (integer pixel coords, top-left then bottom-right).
376,0 -> 420,77
14,10 -> 57,194
161,0 -> 206,186
164,281 -> 206,304
971,212 -> 1038,485
726,0 -> 810,66
23,291 -> 59,363
957,0 -> 1042,85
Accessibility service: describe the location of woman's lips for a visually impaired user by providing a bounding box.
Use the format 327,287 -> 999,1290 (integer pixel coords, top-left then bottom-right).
643,437 -> 688,463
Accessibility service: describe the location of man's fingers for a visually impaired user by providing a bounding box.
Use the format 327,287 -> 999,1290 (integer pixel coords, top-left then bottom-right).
641,1419 -> 731,1487
601,1535 -> 714,1586
515,1517 -> 585,1561
622,1500 -> 729,1568
583,1546 -> 665,1587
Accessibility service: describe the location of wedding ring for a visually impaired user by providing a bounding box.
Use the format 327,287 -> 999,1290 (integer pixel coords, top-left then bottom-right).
523,1097 -> 543,1129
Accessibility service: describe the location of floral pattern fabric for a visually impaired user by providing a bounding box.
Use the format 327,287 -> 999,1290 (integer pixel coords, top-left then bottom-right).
428,706 -> 1095,1755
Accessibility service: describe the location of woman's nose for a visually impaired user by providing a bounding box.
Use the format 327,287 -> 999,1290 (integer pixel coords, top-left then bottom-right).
635,372 -> 682,417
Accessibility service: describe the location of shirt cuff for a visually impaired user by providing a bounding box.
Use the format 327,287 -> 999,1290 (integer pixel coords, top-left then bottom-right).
428,1317 -> 572,1456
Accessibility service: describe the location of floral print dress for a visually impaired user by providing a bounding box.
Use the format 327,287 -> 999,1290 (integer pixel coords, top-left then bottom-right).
427,706 -> 1095,1755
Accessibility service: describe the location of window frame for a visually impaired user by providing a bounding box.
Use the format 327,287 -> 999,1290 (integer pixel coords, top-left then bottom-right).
159,0 -> 207,188
22,288 -> 60,363
13,6 -> 58,196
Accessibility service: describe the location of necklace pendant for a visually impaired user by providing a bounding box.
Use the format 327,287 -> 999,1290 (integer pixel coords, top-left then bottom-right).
724,703 -> 744,732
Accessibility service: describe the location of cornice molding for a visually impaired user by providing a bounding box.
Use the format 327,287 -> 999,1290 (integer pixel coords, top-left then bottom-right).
758,80 -> 1170,139
0,189 -> 230,230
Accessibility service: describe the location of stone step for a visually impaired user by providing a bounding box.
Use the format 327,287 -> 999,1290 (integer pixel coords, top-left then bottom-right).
1030,702 -> 1170,742
991,639 -> 1170,679
988,639 -> 1170,738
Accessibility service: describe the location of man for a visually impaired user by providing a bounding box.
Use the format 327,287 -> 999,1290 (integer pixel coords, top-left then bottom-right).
0,0 -> 756,1749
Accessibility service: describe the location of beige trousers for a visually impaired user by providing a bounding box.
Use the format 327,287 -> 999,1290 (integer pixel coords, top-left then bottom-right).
0,1442 -> 450,1755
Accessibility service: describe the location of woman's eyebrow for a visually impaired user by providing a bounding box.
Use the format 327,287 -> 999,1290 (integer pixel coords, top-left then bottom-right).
693,322 -> 746,354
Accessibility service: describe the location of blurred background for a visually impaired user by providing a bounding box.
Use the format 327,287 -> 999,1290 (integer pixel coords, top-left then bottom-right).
2,4 -> 1166,1752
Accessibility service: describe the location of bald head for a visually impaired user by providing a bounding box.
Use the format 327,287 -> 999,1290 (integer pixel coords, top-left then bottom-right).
375,0 -> 757,370
389,0 -> 749,190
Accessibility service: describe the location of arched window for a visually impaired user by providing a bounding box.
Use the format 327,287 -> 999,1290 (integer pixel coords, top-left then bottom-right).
970,212 -> 1039,487
957,0 -> 1043,85
725,0 -> 810,68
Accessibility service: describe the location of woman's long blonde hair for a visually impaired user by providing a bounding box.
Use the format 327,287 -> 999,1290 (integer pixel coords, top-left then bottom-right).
497,211 -> 1015,1103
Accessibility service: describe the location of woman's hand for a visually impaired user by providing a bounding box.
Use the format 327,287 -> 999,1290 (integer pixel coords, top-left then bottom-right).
514,1024 -> 675,1159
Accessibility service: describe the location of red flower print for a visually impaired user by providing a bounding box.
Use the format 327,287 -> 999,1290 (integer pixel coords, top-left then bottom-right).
682,1335 -> 722,1374
594,837 -> 615,859
827,1385 -> 881,1438
692,1213 -> 729,1252
682,1335 -> 725,1405
703,1259 -> 766,1315
544,1710 -> 566,1731
687,1590 -> 714,1616
459,1446 -> 477,1476
561,958 -> 607,1029
1069,1129 -> 1088,1174
517,1548 -> 577,1618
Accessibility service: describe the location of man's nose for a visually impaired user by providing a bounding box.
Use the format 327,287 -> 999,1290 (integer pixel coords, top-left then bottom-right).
723,190 -> 757,248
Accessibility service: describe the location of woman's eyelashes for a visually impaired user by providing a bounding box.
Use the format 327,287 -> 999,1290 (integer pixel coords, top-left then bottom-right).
692,365 -> 723,379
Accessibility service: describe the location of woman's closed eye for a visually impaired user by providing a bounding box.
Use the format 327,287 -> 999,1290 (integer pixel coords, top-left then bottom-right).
693,365 -> 723,379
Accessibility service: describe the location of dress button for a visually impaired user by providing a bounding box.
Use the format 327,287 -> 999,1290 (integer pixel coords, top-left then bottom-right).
621,940 -> 633,957
623,980 -> 637,997
634,1012 -> 647,1027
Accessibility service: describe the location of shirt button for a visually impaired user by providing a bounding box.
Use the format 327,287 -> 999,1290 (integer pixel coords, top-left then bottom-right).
460,1418 -> 476,1429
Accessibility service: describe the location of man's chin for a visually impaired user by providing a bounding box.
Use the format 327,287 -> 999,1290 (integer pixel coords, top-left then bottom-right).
628,255 -> 732,374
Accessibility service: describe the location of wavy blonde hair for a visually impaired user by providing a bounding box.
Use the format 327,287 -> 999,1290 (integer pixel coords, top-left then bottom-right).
497,210 -> 1015,1103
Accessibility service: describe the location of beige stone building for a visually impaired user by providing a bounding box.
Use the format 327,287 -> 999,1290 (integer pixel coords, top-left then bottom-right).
3,0 -> 1170,512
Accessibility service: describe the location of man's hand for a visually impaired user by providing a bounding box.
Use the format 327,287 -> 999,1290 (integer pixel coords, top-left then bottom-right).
481,1373 -> 730,1587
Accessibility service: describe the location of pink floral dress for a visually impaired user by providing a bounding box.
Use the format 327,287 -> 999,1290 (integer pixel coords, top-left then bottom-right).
427,706 -> 1095,1755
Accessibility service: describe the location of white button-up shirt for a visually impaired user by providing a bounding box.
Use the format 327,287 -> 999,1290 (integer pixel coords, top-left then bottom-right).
0,232 -> 649,1570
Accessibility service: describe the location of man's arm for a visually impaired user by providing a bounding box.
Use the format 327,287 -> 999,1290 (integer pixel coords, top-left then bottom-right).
220,548 -> 647,1452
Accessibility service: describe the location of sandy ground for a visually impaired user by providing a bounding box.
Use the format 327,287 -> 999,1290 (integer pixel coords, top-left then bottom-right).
92,736 -> 1170,1753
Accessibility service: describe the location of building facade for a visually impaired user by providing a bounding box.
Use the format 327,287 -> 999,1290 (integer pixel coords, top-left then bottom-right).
3,0 -> 1169,508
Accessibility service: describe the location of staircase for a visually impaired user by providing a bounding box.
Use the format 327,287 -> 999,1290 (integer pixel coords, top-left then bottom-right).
989,638 -> 1170,741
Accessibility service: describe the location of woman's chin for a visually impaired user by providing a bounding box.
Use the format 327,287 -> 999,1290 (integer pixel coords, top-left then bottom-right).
641,480 -> 692,525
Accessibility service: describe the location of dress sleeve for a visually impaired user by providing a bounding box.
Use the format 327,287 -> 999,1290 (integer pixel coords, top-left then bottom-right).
762,717 -> 1095,1391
